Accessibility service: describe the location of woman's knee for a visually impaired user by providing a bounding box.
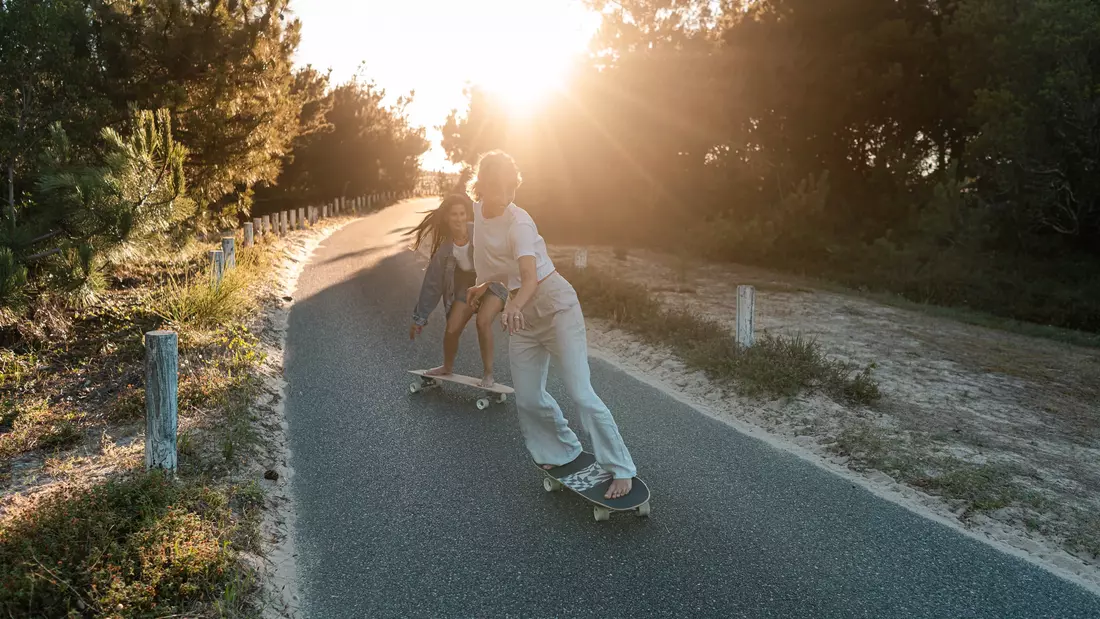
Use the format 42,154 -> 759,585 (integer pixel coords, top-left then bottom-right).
514,384 -> 557,413
476,309 -> 496,332
445,317 -> 468,337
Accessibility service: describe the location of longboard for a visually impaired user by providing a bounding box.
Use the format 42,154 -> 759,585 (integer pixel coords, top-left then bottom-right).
407,370 -> 514,410
538,451 -> 652,522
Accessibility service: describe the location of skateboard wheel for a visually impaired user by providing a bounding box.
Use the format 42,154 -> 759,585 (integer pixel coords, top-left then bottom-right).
593,506 -> 611,522
542,477 -> 563,493
496,393 -> 507,404
409,382 -> 420,394
476,398 -> 490,410
637,501 -> 652,517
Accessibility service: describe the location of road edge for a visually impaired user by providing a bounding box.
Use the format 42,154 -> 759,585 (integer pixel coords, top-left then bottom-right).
585,344 -> 1100,599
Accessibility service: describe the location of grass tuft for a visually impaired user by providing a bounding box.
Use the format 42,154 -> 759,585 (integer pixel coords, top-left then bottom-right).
563,265 -> 880,405
149,248 -> 262,329
0,400 -> 83,462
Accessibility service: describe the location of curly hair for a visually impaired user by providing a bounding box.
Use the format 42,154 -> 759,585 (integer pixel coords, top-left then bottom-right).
467,150 -> 522,202
407,193 -> 473,257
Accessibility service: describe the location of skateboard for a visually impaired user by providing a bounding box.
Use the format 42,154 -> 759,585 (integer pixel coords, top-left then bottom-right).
539,451 -> 652,522
407,370 -> 515,410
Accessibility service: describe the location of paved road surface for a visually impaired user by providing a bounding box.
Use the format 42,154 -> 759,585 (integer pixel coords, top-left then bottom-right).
284,198 -> 1100,618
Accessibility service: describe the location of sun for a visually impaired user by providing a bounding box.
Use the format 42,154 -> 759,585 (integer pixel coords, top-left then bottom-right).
462,0 -> 599,115
473,50 -> 571,115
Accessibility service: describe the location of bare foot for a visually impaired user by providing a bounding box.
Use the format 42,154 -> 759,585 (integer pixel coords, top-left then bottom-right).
424,365 -> 452,377
479,374 -> 495,388
541,464 -> 555,470
605,478 -> 632,499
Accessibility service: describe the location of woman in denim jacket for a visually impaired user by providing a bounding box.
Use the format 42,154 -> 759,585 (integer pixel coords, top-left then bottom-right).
409,193 -> 509,387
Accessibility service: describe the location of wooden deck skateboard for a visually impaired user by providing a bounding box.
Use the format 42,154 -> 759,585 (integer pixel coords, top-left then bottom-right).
539,451 -> 652,522
407,370 -> 515,410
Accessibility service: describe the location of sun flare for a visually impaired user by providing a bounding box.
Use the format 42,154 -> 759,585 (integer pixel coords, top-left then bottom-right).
459,1 -> 598,114
293,0 -> 601,168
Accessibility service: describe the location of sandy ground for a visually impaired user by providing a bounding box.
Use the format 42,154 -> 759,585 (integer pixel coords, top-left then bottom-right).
549,245 -> 1100,594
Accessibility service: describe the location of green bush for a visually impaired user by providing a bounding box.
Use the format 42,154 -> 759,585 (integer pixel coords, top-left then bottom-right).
0,472 -> 252,617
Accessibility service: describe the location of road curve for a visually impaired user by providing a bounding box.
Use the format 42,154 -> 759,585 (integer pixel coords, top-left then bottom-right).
283,198 -> 1100,618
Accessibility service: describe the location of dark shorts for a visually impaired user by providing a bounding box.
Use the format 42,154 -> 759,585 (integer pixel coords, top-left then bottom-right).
453,269 -> 508,313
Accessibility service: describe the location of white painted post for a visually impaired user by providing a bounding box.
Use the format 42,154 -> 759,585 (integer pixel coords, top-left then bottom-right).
210,249 -> 225,285
737,285 -> 756,348
221,236 -> 236,269
243,222 -> 254,248
574,248 -> 588,269
144,330 -> 178,473
262,215 -> 271,235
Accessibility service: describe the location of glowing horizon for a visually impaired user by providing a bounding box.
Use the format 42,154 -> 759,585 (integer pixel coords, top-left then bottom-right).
291,0 -> 601,172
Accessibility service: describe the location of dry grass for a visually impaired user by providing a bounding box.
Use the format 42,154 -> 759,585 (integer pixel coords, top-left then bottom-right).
561,264 -> 881,405
0,233 -> 276,616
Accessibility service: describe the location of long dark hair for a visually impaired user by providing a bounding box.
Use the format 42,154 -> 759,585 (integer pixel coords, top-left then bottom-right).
408,194 -> 473,257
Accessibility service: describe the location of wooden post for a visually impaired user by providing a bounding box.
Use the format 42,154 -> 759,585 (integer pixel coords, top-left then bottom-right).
243,222 -> 254,247
210,249 -> 225,284
280,211 -> 288,235
574,248 -> 588,269
297,207 -> 304,229
262,215 -> 271,235
289,209 -> 297,230
145,330 -> 178,473
322,204 -> 328,219
737,285 -> 756,348
221,236 -> 236,269
252,217 -> 262,238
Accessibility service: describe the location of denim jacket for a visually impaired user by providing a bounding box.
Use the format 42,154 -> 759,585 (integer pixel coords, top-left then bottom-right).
412,223 -> 475,326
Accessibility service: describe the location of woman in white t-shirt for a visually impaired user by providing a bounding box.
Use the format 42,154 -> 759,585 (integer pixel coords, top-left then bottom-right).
409,194 -> 509,387
464,151 -> 637,500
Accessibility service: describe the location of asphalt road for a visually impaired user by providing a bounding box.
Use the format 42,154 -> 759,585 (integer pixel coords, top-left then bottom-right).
284,198 -> 1100,618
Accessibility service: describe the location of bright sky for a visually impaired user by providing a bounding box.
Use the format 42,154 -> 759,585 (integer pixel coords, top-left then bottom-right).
291,0 -> 602,171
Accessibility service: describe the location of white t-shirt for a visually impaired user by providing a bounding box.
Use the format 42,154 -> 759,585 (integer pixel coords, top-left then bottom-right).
453,239 -> 474,272
473,201 -> 555,290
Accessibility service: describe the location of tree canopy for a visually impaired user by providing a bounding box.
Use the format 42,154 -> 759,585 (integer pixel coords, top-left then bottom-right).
442,0 -> 1100,331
